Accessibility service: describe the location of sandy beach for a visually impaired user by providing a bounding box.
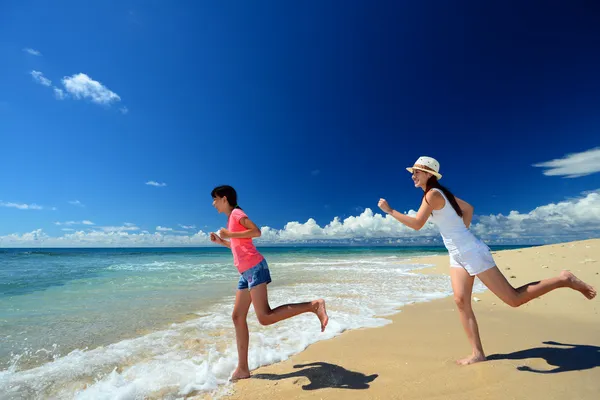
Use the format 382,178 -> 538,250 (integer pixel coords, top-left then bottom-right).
217,239 -> 600,400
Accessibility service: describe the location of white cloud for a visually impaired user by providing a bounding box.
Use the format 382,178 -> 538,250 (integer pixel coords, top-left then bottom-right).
23,48 -> 41,56
533,147 -> 600,178
54,87 -> 66,100
146,181 -> 167,187
54,220 -> 95,226
29,71 -> 122,107
68,200 -> 84,207
1,229 -> 48,244
120,106 -> 129,115
0,229 -> 211,248
1,201 -> 44,210
61,73 -> 121,105
257,208 -> 439,244
471,190 -> 600,243
257,190 -> 600,245
2,191 -> 599,247
179,224 -> 196,230
30,70 -> 51,87
95,224 -> 140,233
156,226 -> 188,234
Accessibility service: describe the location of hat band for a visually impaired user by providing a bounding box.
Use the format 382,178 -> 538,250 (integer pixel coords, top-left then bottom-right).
413,164 -> 438,174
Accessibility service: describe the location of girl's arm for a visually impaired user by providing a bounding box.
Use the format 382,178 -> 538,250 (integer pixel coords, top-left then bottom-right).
210,232 -> 231,248
455,197 -> 474,228
219,217 -> 262,239
378,191 -> 441,231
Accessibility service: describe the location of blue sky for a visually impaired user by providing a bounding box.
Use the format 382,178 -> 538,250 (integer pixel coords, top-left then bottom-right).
1,1 -> 599,247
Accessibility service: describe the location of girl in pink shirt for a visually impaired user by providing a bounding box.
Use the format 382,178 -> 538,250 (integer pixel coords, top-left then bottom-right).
210,185 -> 329,381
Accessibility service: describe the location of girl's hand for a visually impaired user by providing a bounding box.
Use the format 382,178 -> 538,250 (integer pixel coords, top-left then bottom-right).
218,228 -> 232,239
378,198 -> 393,214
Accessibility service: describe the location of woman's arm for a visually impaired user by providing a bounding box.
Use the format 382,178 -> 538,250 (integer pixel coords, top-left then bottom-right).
378,191 -> 441,231
455,197 -> 474,228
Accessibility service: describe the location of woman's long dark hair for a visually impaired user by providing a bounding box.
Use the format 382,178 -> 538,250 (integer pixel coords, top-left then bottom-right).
211,185 -> 242,210
424,177 -> 462,217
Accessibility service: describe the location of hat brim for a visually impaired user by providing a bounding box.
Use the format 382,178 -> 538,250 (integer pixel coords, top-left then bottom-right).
406,167 -> 442,180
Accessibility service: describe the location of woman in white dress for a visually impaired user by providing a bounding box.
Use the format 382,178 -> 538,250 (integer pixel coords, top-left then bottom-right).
377,156 -> 597,365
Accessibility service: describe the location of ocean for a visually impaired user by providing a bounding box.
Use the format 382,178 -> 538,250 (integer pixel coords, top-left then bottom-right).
0,246 -> 526,399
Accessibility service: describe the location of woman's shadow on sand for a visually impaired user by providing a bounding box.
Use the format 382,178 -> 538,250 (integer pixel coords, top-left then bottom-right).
487,341 -> 600,374
252,362 -> 378,390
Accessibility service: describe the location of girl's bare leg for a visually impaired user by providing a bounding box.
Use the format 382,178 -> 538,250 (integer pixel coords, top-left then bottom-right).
231,289 -> 252,380
249,283 -> 328,331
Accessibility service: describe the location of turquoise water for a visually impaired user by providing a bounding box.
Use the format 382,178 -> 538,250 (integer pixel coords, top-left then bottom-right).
0,245 -> 528,399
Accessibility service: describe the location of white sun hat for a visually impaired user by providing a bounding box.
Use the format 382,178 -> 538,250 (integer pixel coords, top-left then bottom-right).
406,156 -> 442,180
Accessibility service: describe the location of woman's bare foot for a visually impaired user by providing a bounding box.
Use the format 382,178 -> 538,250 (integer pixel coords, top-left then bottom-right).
456,353 -> 487,365
312,299 -> 329,332
561,271 -> 597,300
230,367 -> 251,382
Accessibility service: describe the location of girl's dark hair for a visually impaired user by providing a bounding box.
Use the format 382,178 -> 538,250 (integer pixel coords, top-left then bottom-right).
424,177 -> 462,217
211,185 -> 241,209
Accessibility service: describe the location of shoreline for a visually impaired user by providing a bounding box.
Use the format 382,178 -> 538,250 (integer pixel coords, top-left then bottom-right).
216,238 -> 600,400
0,244 -> 457,398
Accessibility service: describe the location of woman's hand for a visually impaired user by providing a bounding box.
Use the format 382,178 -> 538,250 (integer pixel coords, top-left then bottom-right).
378,198 -> 393,214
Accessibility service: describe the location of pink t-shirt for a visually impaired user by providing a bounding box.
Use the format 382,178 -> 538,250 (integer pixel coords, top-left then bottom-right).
228,208 -> 264,273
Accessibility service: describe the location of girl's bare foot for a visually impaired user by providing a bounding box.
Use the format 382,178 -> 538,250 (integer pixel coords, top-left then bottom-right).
312,299 -> 329,332
561,271 -> 597,300
456,353 -> 487,365
230,367 -> 251,381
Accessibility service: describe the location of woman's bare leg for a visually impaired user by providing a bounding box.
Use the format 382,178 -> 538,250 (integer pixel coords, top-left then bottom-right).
450,267 -> 486,365
477,267 -> 596,308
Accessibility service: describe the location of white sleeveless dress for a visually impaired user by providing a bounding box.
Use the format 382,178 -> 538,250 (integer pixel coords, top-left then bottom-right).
429,188 -> 496,276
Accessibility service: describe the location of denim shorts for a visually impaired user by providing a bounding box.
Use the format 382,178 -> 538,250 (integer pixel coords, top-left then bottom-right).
237,258 -> 272,290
